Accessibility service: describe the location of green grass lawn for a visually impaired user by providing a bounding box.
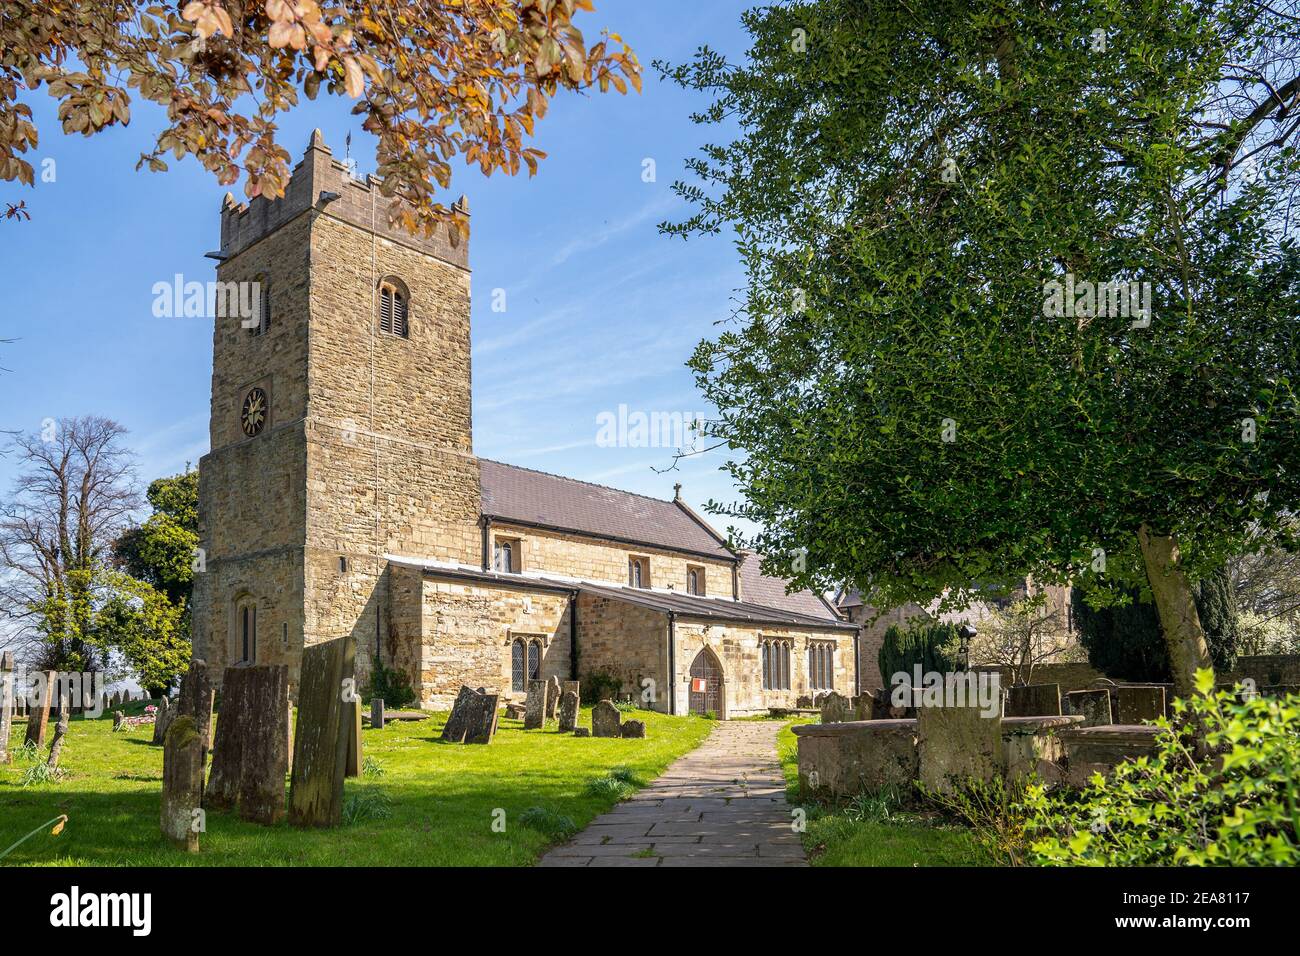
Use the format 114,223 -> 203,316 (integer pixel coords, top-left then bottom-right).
1,703 -> 712,866
776,719 -> 992,867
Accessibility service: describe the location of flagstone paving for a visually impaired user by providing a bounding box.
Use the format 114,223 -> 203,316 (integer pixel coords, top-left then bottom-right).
537,720 -> 807,867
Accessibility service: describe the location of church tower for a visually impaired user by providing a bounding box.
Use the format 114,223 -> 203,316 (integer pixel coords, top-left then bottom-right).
191,130 -> 481,690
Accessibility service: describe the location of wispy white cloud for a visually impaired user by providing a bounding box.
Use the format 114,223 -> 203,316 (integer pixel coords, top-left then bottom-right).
549,193 -> 680,266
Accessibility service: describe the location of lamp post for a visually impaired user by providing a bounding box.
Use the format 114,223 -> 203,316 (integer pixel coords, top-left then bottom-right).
958,623 -> 977,671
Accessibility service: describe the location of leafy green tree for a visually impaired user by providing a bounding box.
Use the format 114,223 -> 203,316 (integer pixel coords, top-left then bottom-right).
1073,566 -> 1240,683
878,620 -> 961,688
97,572 -> 190,698
662,0 -> 1300,696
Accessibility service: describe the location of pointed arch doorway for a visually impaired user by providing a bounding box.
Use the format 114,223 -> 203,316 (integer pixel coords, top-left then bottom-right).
688,647 -> 725,717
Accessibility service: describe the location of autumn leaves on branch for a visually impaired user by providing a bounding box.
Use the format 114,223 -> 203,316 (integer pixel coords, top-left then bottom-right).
0,1 -> 640,238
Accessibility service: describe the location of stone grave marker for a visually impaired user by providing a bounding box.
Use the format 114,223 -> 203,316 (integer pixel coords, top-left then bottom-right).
371,697 -> 385,730
289,636 -> 354,828
592,699 -> 621,738
523,679 -> 548,730
545,675 -> 561,720
46,685 -> 71,769
558,690 -> 579,733
151,696 -> 176,745
819,691 -> 850,723
0,651 -> 13,764
1117,685 -> 1166,725
176,661 -> 215,797
207,664 -> 290,825
620,719 -> 646,739
464,692 -> 500,745
441,686 -> 477,741
24,670 -> 56,749
917,702 -> 1005,794
574,727 -> 591,738
345,696 -> 362,777
161,715 -> 204,852
112,711 -> 125,731
1004,683 -> 1062,718
1065,689 -> 1113,727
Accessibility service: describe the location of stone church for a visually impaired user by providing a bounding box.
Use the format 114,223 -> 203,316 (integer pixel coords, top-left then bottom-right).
191,131 -> 858,718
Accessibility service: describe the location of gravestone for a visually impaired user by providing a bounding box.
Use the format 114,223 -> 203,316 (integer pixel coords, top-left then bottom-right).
592,700 -> 621,738
563,679 -> 580,699
46,686 -> 71,769
24,671 -> 56,749
1117,685 -> 1166,725
152,696 -> 176,745
161,715 -> 204,852
464,692 -> 500,745
441,686 -> 477,741
112,710 -> 125,731
620,719 -> 646,739
371,697 -> 385,730
523,679 -> 548,730
574,727 -> 591,738
546,676 -> 561,720
1065,689 -> 1113,727
207,664 -> 290,825
819,691 -> 850,724
558,690 -> 579,733
345,697 -> 362,777
1004,683 -> 1062,718
917,702 -> 1005,794
0,651 -> 13,764
289,637 -> 354,828
796,695 -> 813,709
176,661 -> 215,798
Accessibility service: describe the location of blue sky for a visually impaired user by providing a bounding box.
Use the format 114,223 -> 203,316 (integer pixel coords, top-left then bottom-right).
0,1 -> 759,541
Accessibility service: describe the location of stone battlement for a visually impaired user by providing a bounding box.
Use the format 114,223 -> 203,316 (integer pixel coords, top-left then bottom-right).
218,129 -> 469,270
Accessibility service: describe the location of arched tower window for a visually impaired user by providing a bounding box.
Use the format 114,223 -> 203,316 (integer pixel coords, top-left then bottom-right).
232,597 -> 258,664
511,640 -> 525,693
249,274 -> 270,336
528,639 -> 541,682
378,276 -> 410,338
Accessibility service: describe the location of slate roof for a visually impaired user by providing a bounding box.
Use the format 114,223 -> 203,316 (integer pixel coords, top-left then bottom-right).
479,459 -> 734,560
739,552 -> 841,622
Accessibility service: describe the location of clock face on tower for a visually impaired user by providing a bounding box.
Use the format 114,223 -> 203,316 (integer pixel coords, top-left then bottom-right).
241,387 -> 267,437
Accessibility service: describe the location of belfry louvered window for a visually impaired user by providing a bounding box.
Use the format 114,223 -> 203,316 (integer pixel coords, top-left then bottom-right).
378,278 -> 409,337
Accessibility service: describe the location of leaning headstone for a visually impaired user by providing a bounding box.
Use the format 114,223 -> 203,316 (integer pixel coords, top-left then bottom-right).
345,697 -> 362,777
152,696 -> 176,745
819,691 -> 850,724
1005,683 -> 1062,718
558,690 -> 579,733
161,716 -> 204,852
24,671 -> 56,749
545,675 -> 561,720
592,699 -> 621,738
917,702 -> 1005,795
1117,685 -> 1166,725
0,651 -> 13,764
289,637 -> 354,828
1066,689 -> 1113,727
523,679 -> 548,730
441,686 -> 477,741
620,719 -> 646,739
207,664 -> 290,825
464,692 -> 500,745
371,697 -> 385,730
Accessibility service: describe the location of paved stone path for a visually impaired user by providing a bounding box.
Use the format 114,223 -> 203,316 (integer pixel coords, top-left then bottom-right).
537,720 -> 807,867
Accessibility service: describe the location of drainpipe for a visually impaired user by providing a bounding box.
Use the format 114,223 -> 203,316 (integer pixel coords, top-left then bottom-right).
731,562 -> 739,601
569,590 -> 579,681
853,626 -> 861,696
667,611 -> 677,715
480,517 -> 491,571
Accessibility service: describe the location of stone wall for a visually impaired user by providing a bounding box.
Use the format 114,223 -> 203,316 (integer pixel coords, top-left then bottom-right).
1225,654 -> 1300,687
489,522 -> 733,595
575,594 -> 668,709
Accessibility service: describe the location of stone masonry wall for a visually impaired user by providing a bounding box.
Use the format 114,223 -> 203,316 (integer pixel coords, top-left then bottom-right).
489,523 -> 734,595
576,594 -> 669,710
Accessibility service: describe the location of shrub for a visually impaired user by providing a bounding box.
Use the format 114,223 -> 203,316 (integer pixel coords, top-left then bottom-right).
518,806 -> 578,841
362,756 -> 386,778
1023,671 -> 1300,866
361,663 -> 416,710
585,766 -> 645,801
342,789 -> 393,825
919,775 -> 1032,866
581,670 -> 622,705
878,620 -> 961,688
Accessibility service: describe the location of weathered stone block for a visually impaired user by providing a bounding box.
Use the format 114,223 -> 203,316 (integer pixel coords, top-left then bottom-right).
917,704 -> 1005,794
370,697 -> 385,730
793,720 -> 918,797
574,727 -> 591,738
545,675 -> 561,720
819,691 -> 850,724
558,690 -> 579,733
1001,715 -> 1083,783
523,679 -> 548,730
441,686 -> 477,741
592,700 -> 621,738
207,664 -> 290,825
161,716 -> 204,852
1065,689 -> 1113,727
289,637 -> 354,827
1058,725 -> 1161,787
464,692 -> 500,745
24,671 -> 55,749
1004,683 -> 1062,718
620,719 -> 646,739
1116,685 -> 1166,725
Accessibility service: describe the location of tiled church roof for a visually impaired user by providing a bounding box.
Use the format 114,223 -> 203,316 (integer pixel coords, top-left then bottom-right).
739,552 -> 841,622
479,459 -> 734,560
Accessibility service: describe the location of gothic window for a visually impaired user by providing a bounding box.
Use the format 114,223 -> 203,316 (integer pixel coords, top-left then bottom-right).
379,277 -> 410,338
494,538 -> 520,573
528,639 -> 541,682
809,642 -> 834,690
511,640 -> 525,693
234,599 -> 257,664
761,639 -> 791,690
761,641 -> 771,690
687,566 -> 705,596
629,556 -> 649,589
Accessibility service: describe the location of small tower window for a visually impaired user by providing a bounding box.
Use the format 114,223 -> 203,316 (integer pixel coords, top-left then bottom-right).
378,277 -> 409,338
250,276 -> 270,336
